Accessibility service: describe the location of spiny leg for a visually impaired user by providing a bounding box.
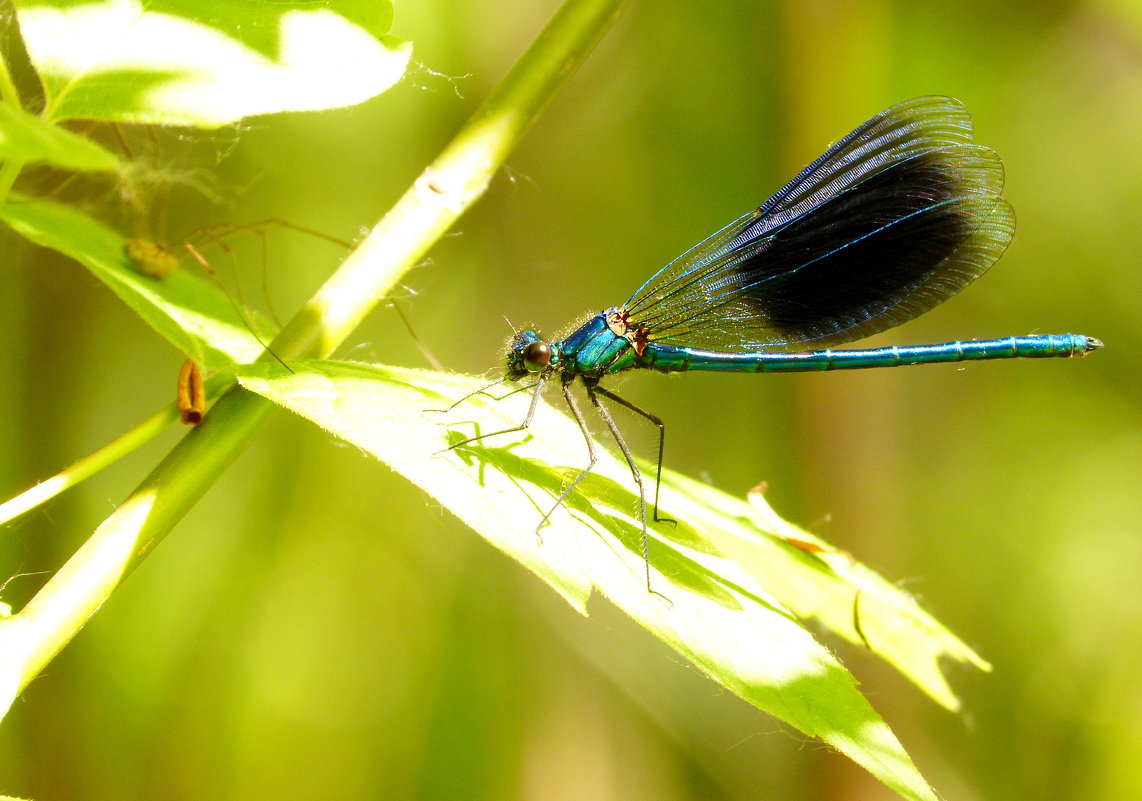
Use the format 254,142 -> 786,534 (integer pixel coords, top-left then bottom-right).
483,382 -> 540,402
585,384 -> 663,597
426,376 -> 538,423
429,377 -> 507,414
444,373 -> 548,451
534,379 -> 598,544
432,377 -> 539,415
590,384 -> 674,527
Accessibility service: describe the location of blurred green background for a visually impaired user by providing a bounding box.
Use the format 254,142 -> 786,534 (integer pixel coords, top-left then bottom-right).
1,1 -> 1140,799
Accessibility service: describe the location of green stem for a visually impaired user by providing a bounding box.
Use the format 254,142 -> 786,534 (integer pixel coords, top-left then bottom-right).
0,373 -> 237,527
0,158 -> 24,203
271,0 -> 627,359
4,0 -> 628,713
0,406 -> 177,526
0,46 -> 23,109
0,36 -> 26,202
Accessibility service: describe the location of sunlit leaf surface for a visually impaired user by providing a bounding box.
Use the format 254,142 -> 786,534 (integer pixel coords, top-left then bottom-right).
14,0 -> 412,126
237,359 -> 988,801
0,105 -> 118,170
0,198 -> 268,368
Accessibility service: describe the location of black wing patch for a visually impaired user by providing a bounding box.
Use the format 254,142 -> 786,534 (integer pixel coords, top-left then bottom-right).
622,96 -> 1014,352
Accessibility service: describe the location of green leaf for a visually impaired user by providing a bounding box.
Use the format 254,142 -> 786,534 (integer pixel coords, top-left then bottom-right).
0,198 -> 269,368
679,474 -> 991,711
0,104 -> 119,170
238,360 -> 963,801
13,0 -> 413,126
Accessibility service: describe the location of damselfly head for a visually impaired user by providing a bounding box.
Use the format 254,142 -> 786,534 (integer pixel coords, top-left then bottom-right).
506,330 -> 552,379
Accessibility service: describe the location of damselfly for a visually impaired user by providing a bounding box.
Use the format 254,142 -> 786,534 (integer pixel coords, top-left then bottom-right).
450,96 -> 1101,592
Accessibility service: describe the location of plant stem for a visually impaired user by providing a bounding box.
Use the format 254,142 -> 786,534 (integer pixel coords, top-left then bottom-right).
0,35 -> 26,201
0,406 -> 177,526
3,0 -> 628,714
0,44 -> 23,108
0,371 -> 240,526
0,158 -> 23,202
271,0 -> 628,360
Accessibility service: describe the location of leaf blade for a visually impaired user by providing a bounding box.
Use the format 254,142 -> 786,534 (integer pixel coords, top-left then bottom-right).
238,360 -> 958,801
14,0 -> 412,126
0,198 -> 268,368
0,104 -> 119,170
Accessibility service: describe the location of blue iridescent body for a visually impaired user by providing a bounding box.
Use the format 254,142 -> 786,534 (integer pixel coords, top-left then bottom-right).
511,310 -> 1093,378
453,96 -> 1101,593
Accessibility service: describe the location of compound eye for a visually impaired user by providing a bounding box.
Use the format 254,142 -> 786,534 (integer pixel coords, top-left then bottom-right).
522,341 -> 551,372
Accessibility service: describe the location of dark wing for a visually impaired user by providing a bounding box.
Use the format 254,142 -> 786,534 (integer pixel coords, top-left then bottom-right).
622,96 -> 1015,352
